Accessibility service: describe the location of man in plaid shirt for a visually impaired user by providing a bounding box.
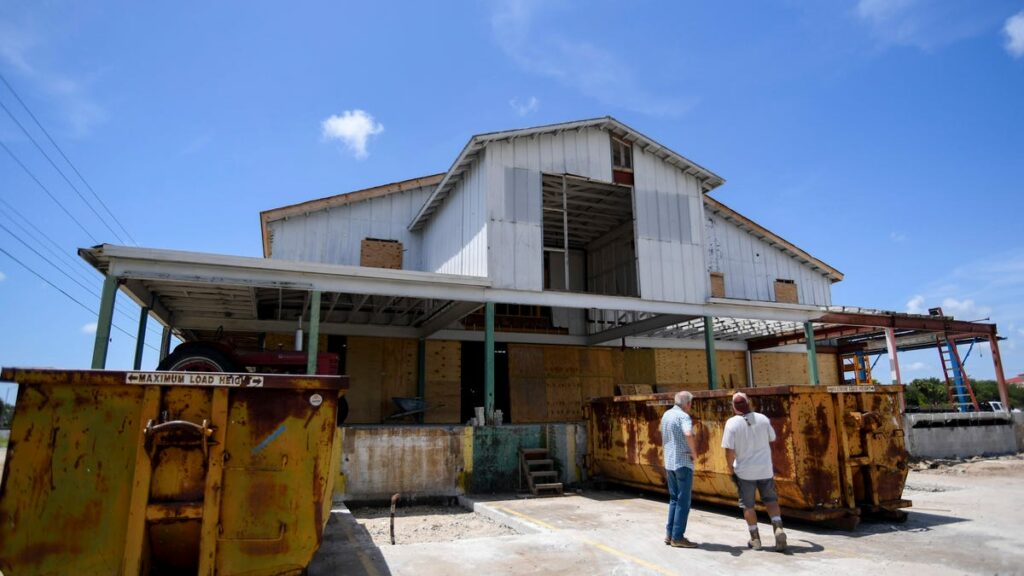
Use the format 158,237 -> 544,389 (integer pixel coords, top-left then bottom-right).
660,391 -> 698,548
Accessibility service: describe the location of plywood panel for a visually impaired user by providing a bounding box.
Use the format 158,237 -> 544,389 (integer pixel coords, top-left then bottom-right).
425,340 -> 461,423
345,337 -> 385,424
710,272 -> 725,298
774,279 -> 798,304
360,238 -> 403,269
623,349 -> 657,384
380,338 -> 418,419
546,376 -> 582,421
423,381 -> 461,424
509,345 -> 544,378
510,377 -> 547,423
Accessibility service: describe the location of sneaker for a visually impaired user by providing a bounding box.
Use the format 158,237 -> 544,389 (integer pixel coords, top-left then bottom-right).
748,535 -> 762,550
773,525 -> 787,552
671,538 -> 698,548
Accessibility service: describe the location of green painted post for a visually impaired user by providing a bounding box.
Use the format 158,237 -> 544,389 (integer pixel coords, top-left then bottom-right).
133,306 -> 149,370
159,326 -> 172,360
484,302 -> 495,423
306,290 -> 321,375
91,275 -> 119,369
704,316 -> 718,390
417,338 -> 427,424
805,322 -> 819,385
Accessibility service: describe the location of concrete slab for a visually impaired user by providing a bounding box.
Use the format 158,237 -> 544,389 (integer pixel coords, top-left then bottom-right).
310,456 -> 1024,575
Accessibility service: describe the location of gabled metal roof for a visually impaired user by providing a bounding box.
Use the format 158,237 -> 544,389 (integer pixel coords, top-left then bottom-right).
408,116 -> 726,231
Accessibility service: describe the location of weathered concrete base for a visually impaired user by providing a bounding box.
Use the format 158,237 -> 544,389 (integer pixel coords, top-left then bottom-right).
336,423 -> 586,503
1014,412 -> 1024,452
904,413 -> 1017,459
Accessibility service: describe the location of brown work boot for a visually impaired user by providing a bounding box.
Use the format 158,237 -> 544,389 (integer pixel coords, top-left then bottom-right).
748,528 -> 762,550
671,537 -> 698,548
773,522 -> 787,552
664,536 -> 671,545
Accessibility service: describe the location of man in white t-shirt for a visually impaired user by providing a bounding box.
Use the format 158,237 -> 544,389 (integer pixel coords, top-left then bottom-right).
721,392 -> 787,552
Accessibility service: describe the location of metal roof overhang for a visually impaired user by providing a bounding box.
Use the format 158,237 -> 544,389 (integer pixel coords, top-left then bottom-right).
78,245 -> 998,354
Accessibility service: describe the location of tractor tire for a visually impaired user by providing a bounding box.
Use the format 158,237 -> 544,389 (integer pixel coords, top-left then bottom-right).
337,396 -> 349,425
157,344 -> 240,373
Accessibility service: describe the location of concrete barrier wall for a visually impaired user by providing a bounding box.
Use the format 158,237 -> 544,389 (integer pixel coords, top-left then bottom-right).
1014,413 -> 1024,453
904,413 -> 1018,459
335,423 -> 585,502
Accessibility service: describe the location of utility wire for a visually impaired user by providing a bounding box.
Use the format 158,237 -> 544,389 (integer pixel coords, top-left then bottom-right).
0,72 -> 136,245
0,140 -> 98,243
0,99 -> 125,243
0,246 -> 158,352
0,201 -> 163,340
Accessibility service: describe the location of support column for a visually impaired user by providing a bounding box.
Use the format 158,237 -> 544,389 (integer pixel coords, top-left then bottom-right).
159,326 -> 172,360
91,275 -> 119,369
990,335 -> 1011,411
804,322 -> 819,386
885,328 -> 904,411
417,338 -> 427,424
306,290 -> 321,375
745,350 -> 754,388
484,302 -> 495,422
133,306 -> 149,370
704,316 -> 717,390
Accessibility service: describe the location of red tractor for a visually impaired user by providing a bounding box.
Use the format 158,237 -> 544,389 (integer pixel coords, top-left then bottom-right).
157,340 -> 349,423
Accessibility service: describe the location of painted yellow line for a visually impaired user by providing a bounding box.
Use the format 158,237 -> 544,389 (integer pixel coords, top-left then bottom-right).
495,506 -> 678,576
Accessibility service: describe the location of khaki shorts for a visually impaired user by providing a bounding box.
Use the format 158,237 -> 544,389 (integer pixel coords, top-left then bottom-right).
737,477 -> 778,509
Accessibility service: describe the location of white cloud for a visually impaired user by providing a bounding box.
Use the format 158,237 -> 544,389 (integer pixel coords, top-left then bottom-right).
0,19 -> 106,137
321,110 -> 384,160
854,0 -> 1007,51
938,297 -> 991,320
904,361 -> 929,372
491,0 -> 691,116
0,271 -> 6,282
509,96 -> 539,116
1004,11 -> 1024,58
81,322 -> 97,334
906,294 -> 926,314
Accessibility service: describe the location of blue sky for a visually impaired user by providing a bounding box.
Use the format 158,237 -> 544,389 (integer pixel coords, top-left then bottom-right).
1,0 -> 1022,404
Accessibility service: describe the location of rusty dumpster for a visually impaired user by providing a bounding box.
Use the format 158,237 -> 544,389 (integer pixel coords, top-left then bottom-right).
586,385 -> 911,529
0,368 -> 347,575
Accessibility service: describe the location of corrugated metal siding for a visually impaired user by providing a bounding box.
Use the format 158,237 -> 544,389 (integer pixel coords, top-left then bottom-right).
704,211 -> 832,306
484,127 -> 613,290
267,186 -> 433,269
421,160 -> 488,277
633,146 -> 707,303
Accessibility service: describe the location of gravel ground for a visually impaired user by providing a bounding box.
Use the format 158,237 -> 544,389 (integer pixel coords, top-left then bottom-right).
349,504 -> 518,546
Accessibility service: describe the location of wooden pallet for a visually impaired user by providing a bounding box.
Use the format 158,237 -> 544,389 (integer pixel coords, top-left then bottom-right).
519,448 -> 563,496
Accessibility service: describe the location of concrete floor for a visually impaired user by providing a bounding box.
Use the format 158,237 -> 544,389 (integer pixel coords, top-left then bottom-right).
309,457 -> 1024,576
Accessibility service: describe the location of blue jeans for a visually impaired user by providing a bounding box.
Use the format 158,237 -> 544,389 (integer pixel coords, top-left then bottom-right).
666,466 -> 694,541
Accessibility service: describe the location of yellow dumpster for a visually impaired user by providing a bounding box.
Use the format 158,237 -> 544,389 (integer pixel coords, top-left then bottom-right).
0,368 -> 347,575
586,385 -> 911,530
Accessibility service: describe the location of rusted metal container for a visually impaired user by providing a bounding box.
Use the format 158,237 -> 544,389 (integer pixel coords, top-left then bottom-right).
0,368 -> 347,575
586,385 -> 910,529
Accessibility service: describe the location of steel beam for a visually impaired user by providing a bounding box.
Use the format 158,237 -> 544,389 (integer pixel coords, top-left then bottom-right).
416,301 -> 482,338
586,314 -> 694,345
91,275 -> 119,369
133,306 -> 149,370
815,311 -> 995,336
805,322 -> 819,386
704,316 -> 717,390
306,291 -> 321,375
484,302 -> 495,423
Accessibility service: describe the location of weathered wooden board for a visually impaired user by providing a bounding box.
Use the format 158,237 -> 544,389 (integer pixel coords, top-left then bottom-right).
360,238 -> 403,269
345,337 -> 386,424
425,340 -> 461,423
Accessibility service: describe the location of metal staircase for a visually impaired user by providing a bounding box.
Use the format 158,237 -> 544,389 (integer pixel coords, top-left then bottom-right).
937,336 -> 980,412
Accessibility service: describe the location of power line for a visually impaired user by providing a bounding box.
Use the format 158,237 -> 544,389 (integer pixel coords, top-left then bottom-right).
0,246 -> 158,352
0,200 -> 165,340
0,99 -> 125,243
0,140 -> 98,243
0,72 -> 137,245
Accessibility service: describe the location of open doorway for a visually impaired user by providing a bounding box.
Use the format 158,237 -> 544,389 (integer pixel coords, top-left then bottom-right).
541,174 -> 638,297
460,342 -> 510,423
